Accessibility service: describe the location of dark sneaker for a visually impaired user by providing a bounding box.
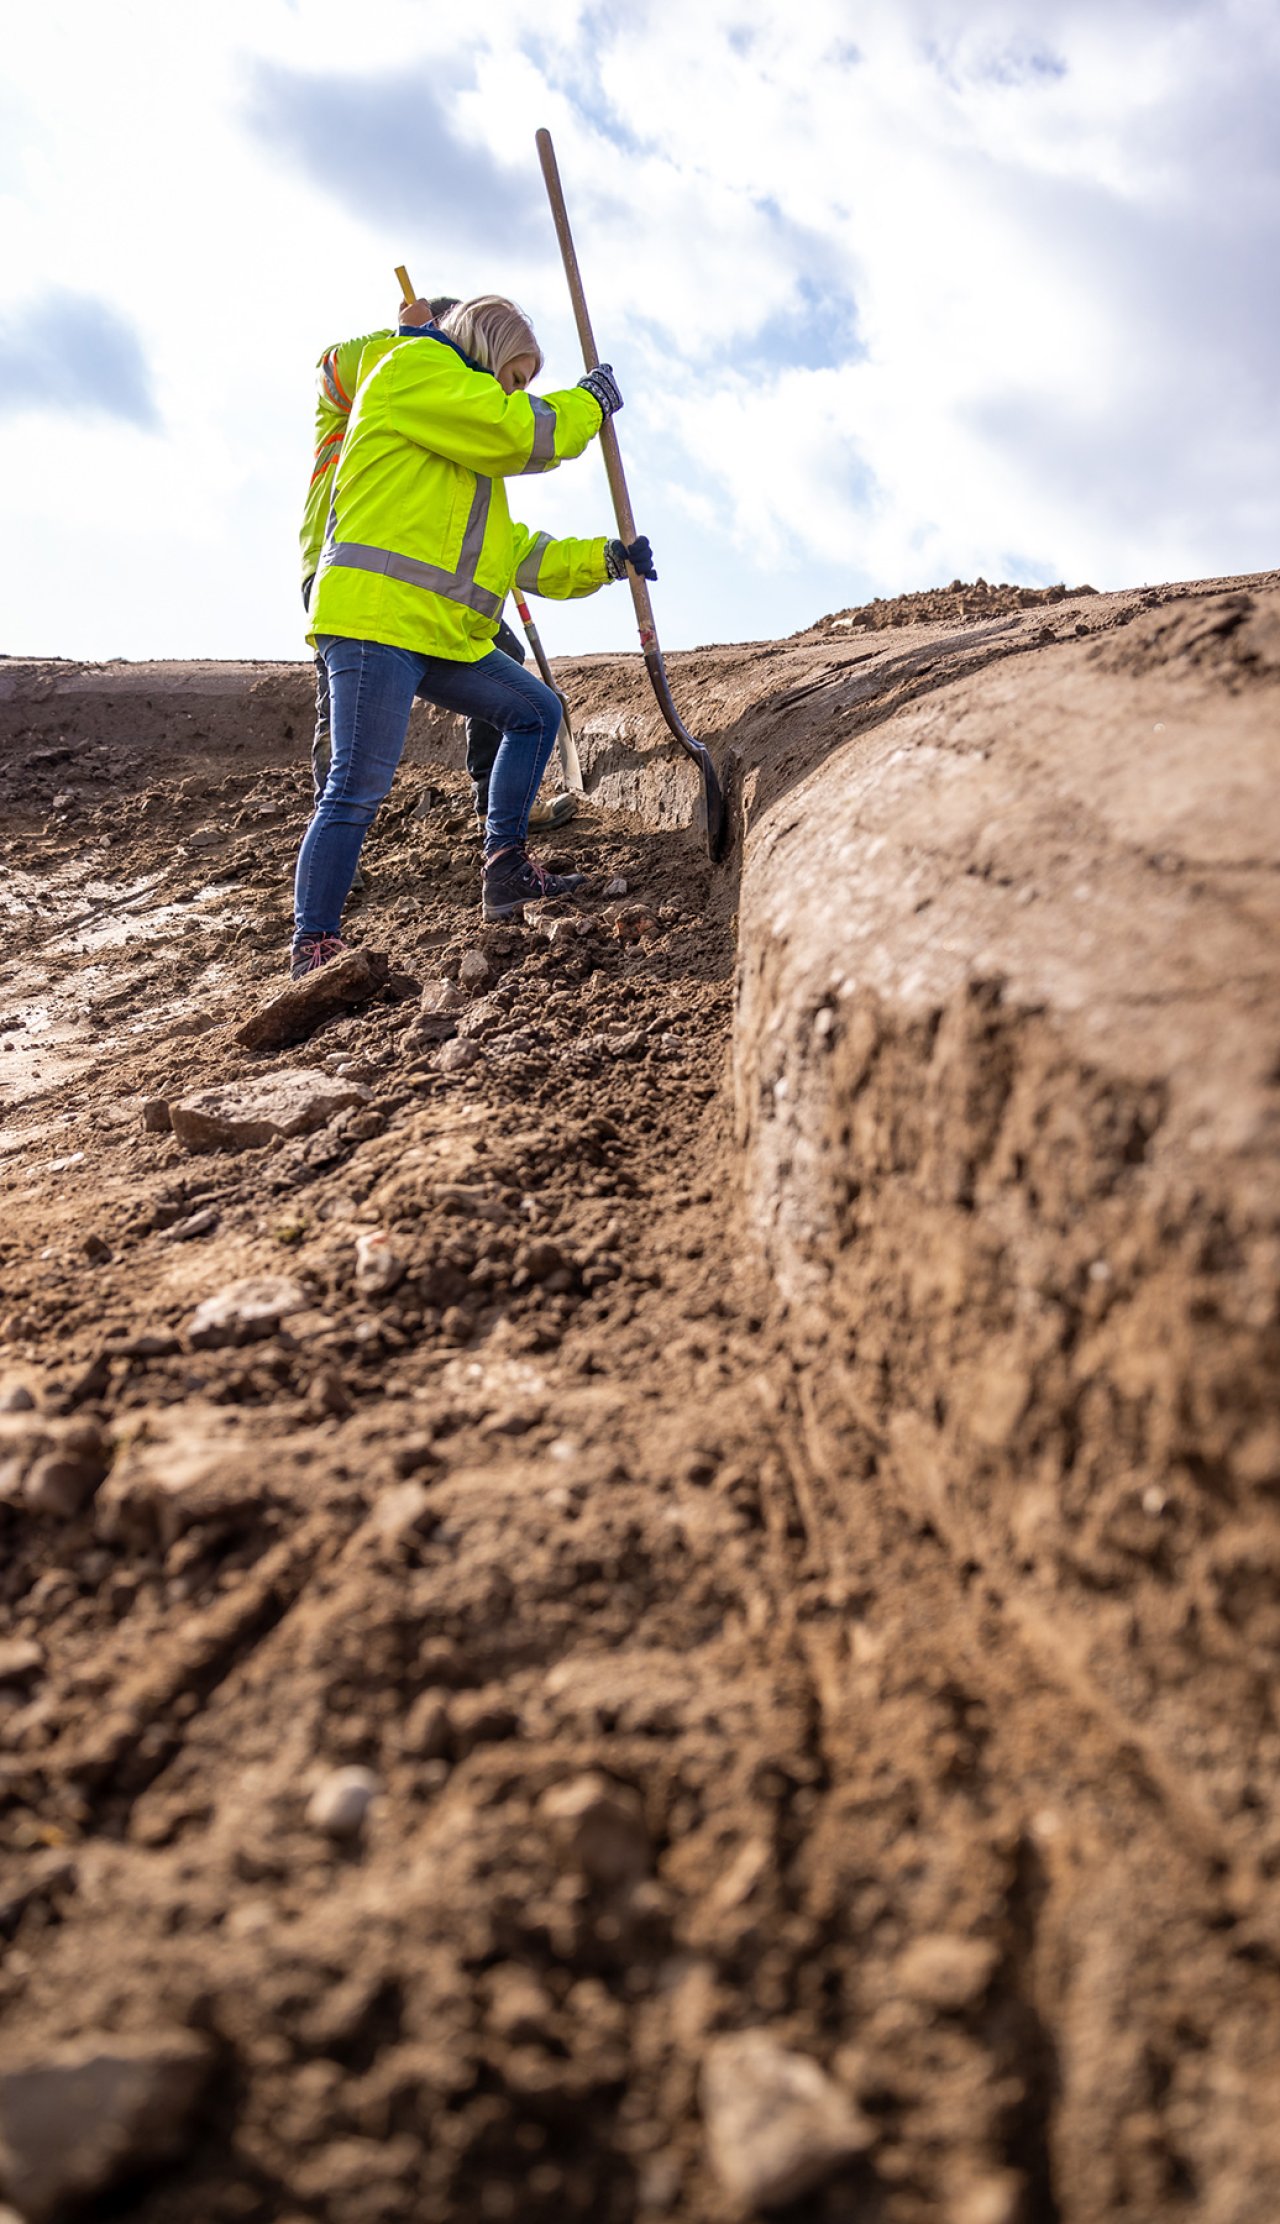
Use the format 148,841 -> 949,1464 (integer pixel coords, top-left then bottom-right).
290,932 -> 347,980
482,846 -> 586,921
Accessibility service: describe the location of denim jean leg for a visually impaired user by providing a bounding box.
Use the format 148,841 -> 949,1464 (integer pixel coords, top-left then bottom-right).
293,637 -> 426,941
463,617 -> 526,815
404,649 -> 562,857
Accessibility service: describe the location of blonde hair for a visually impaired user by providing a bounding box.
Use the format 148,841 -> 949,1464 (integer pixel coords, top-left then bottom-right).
442,294 -> 544,380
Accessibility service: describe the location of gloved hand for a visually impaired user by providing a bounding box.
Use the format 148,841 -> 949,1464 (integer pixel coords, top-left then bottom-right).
605,536 -> 657,582
577,364 -> 623,418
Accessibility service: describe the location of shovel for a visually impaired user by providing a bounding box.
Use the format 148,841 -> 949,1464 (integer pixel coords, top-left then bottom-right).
534,127 -> 728,861
512,588 -> 584,792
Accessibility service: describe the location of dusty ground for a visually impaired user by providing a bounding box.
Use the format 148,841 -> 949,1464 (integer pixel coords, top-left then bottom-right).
0,572 -> 1277,2223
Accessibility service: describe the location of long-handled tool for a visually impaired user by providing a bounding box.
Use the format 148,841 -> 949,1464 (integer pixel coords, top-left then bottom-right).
534,128 -> 728,860
394,264 -> 582,800
512,588 -> 584,792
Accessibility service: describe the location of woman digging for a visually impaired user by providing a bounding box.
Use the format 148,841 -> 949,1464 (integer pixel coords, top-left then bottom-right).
291,292 -> 654,977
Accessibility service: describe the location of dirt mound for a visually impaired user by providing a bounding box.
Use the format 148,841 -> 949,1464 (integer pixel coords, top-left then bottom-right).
803,575 -> 1099,639
1,570 -> 1278,2222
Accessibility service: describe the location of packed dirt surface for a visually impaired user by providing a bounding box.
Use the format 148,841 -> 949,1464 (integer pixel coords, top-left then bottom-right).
1,569 -> 1277,2224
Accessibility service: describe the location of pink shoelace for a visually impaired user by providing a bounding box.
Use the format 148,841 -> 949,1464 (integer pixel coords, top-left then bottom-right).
298,933 -> 346,973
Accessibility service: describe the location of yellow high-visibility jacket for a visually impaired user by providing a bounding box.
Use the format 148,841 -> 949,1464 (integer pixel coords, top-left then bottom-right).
307,328 -> 611,663
299,329 -> 399,588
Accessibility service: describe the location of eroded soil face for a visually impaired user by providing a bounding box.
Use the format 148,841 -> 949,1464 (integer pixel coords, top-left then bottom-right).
1,591 -> 1278,2224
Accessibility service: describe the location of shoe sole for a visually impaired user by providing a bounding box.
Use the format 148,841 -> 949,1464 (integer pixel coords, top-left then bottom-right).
482,895 -> 528,921
529,795 -> 577,829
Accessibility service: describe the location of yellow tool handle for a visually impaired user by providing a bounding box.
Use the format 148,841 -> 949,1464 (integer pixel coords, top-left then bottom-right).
394,264 -> 416,304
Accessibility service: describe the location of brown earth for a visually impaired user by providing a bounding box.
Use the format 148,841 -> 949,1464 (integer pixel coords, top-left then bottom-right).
0,570 -> 1277,2224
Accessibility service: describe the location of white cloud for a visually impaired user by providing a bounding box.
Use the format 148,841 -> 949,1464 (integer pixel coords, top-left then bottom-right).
0,0 -> 1275,662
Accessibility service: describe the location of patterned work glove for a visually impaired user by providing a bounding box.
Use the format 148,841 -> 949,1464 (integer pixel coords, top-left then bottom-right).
604,537 -> 657,582
577,364 -> 624,417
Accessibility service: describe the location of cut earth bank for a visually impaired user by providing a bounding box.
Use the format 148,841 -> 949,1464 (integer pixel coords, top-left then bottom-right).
0,569 -> 1277,2224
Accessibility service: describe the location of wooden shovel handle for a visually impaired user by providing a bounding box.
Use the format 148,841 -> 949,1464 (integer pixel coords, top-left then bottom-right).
394,265 -> 416,305
535,128 -> 650,633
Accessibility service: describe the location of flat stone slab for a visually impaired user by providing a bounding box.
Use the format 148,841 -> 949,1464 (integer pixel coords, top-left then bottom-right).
234,947 -> 391,1051
169,1069 -> 370,1152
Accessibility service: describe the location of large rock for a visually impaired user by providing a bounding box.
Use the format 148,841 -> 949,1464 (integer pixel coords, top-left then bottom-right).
170,1069 -> 370,1151
234,947 -> 391,1050
735,589 -> 1280,1867
0,2031 -> 211,2220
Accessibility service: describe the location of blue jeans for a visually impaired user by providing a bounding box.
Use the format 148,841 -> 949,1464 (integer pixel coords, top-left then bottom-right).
293,635 -> 562,943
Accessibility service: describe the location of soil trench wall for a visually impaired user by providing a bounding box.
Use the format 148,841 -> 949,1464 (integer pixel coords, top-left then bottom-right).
735,587 -> 1280,1872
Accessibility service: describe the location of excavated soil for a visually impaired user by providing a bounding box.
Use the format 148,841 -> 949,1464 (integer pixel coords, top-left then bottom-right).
1,572 -> 1278,2224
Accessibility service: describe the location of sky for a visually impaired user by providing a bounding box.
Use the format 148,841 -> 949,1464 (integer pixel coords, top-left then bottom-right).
1,0 -> 1276,663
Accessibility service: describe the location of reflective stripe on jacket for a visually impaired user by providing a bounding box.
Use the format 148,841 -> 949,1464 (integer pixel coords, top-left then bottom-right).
306,331 -> 610,664
299,329 -> 400,585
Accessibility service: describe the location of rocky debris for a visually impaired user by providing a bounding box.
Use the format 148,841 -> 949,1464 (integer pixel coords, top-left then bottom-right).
0,1417 -> 110,1519
165,1205 -> 219,1242
897,1934 -> 999,2012
0,1639 -> 44,1684
437,1037 -> 483,1075
96,1428 -> 277,1551
420,977 -> 469,1015
402,1690 -> 451,1759
141,1097 -> 172,1133
700,2030 -> 872,2212
541,1772 -> 651,1887
457,948 -> 492,991
0,1384 -> 35,1414
611,903 -> 659,943
306,1766 -> 380,1839
82,1232 -> 112,1264
0,2031 -> 212,2222
402,1011 -> 458,1054
170,1069 -> 370,1152
812,576 -> 1098,637
233,947 -> 391,1051
603,875 -> 629,897
354,1229 -> 406,1296
187,1275 -> 308,1349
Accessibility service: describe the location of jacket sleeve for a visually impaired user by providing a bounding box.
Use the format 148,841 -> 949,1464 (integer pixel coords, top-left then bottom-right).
510,523 -> 611,600
388,350 -> 604,480
300,331 -> 389,581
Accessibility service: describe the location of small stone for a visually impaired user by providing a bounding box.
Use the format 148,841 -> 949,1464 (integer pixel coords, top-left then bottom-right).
187,1275 -> 308,1349
354,1230 -> 405,1296
165,1206 -> 219,1243
82,1233 -> 112,1265
437,1037 -> 482,1075
0,2031 -> 211,2221
371,1481 -> 436,1554
0,1639 -> 43,1684
171,1069 -> 371,1153
306,1766 -> 380,1839
897,1933 -> 999,2012
457,948 -> 492,990
612,904 -> 659,943
402,1690 -> 452,1760
185,825 -> 224,851
701,2030 -> 872,2212
541,1772 -> 651,1887
603,876 -> 628,897
488,1965 -> 554,2044
0,1385 -> 35,1414
310,1367 -> 352,1419
24,1448 -> 108,1519
404,1013 -> 457,1052
954,2173 -> 1026,2224
141,1098 -> 172,1134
